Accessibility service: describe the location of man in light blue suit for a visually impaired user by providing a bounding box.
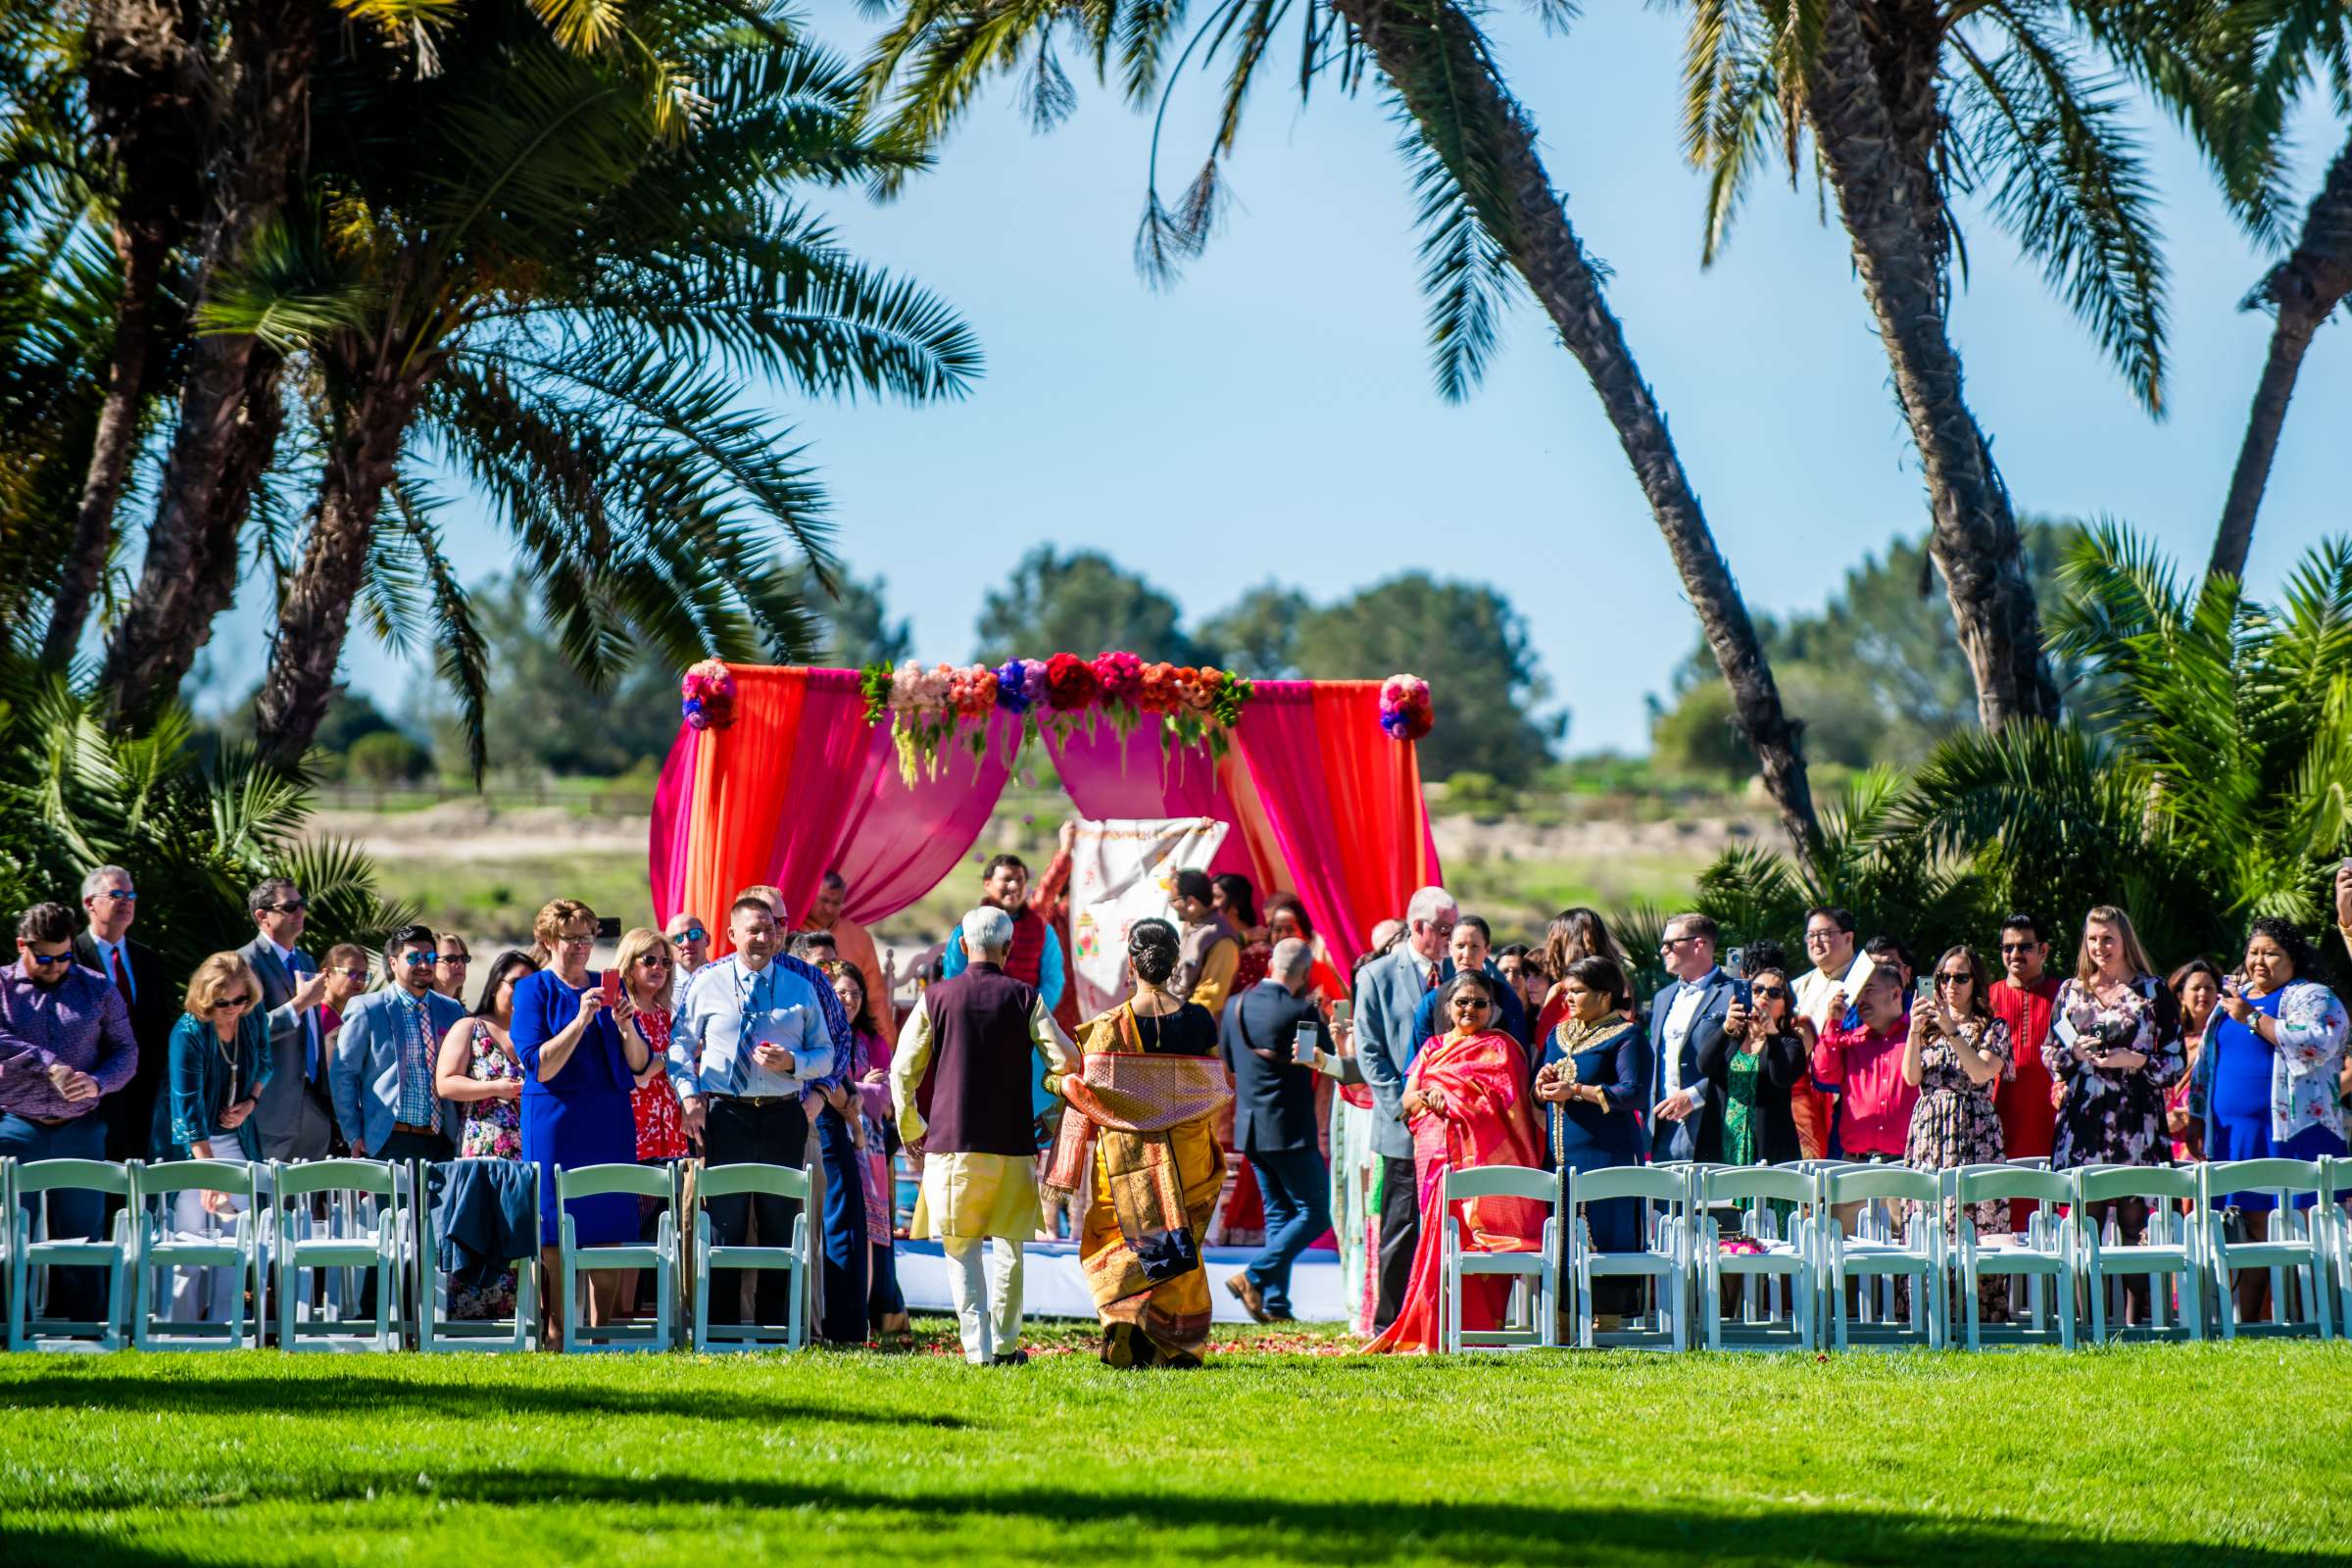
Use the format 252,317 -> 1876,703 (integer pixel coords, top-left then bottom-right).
1350,884 -> 1458,1333
1647,911 -> 1745,1163
329,924 -> 466,1164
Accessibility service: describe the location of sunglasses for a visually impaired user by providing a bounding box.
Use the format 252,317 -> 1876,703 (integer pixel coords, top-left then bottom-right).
335,967 -> 368,983
635,953 -> 672,970
265,899 -> 308,913
1751,985 -> 1788,1000
438,954 -> 470,966
1450,996 -> 1493,1009
96,888 -> 137,904
1936,972 -> 1972,987
217,994 -> 252,1009
1998,942 -> 2039,955
670,927 -> 707,944
399,953 -> 439,968
24,950 -> 73,966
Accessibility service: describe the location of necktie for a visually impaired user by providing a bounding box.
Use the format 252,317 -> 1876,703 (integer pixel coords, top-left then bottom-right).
108,944 -> 132,1004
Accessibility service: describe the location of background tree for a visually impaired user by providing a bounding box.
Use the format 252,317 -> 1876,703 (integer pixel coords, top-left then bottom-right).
973,546 -> 1206,665
1197,583 -> 1311,676
861,0 -> 1823,866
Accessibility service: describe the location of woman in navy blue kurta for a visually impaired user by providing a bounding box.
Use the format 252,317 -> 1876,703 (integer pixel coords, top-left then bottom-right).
511,903 -> 649,1340
1533,955 -> 1651,1317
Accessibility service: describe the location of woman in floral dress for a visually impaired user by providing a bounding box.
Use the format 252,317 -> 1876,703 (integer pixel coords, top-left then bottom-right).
434,950 -> 538,1317
2045,906 -> 2185,1325
827,960 -> 910,1343
1902,945 -> 2014,1319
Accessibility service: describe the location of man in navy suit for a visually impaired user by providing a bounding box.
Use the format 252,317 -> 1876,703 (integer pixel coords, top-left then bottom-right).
1648,911 -> 1745,1163
1351,885 -> 1458,1332
1220,939 -> 1331,1322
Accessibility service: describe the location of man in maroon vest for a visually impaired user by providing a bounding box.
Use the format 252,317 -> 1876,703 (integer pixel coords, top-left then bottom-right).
894,906 -> 1076,1364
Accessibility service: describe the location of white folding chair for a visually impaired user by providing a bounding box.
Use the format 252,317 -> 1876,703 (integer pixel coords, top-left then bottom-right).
271,1158 -> 409,1351
560,1162 -> 677,1352
2066,1164 -> 2203,1344
133,1159 -> 267,1350
691,1162 -> 806,1352
1694,1163 -> 1819,1350
1947,1164 -> 2074,1349
2199,1157 -> 2333,1342
1821,1165 -> 1944,1350
1437,1164 -> 1555,1351
416,1160 -> 541,1354
1564,1164 -> 1690,1350
7,1158 -> 137,1351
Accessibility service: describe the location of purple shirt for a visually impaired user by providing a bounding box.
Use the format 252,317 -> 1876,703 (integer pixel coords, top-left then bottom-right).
0,959 -> 137,1120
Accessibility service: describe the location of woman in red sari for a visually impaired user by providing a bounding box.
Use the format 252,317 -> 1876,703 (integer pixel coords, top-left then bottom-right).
1367,971 -> 1548,1353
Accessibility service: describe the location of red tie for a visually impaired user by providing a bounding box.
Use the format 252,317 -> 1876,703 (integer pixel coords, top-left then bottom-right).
109,945 -> 131,1002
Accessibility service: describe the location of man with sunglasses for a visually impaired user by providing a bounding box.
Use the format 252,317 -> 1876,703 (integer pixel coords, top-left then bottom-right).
664,911 -> 711,1009
74,865 -> 173,1163
1647,912 -> 1746,1162
1987,913 -> 2062,1229
329,925 -> 465,1167
241,876 -> 336,1162
1,902 -> 137,1321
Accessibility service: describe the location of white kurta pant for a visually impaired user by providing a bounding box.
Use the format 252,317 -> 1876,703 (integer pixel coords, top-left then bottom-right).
939,1236 -> 1024,1362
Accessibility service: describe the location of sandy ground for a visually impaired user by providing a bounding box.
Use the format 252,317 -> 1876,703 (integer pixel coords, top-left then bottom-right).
311,804 -> 648,859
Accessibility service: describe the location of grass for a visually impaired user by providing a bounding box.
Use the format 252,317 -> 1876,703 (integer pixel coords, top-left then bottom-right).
4,1333 -> 2347,1566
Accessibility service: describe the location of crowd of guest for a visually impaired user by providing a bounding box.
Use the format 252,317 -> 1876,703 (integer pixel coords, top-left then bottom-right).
5,848 -> 2351,1360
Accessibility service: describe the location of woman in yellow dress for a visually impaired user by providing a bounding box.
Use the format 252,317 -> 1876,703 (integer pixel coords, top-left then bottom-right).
1044,919 -> 1231,1368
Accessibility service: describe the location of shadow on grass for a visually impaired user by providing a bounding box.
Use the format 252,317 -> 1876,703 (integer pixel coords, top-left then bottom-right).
17,1470 -> 2342,1568
0,1370 -> 958,1428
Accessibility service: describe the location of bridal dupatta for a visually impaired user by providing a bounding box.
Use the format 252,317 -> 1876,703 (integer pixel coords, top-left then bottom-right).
1365,1027 -> 1546,1354
1044,1005 -> 1231,1363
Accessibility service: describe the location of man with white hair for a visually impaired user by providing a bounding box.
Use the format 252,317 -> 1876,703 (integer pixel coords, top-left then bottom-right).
892,906 -> 1077,1365
74,864 -> 172,1162
1351,885 -> 1459,1332
1219,937 -> 1331,1321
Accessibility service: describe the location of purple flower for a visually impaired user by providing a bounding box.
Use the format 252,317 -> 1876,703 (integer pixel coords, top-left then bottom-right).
1020,658 -> 1051,704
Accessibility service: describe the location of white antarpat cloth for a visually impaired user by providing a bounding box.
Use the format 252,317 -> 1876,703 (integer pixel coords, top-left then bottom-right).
1065,817 -> 1230,1019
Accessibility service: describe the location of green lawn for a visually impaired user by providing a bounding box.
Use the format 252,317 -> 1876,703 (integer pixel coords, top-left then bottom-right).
5,1331 -> 2347,1566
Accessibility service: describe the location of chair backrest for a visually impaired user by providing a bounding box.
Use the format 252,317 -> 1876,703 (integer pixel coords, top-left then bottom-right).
139,1159 -> 256,1200
2076,1162 -> 2198,1205
1569,1164 -> 1689,1207
2202,1157 -> 2327,1204
272,1157 -> 399,1199
1952,1162 -> 2072,1208
695,1161 -> 806,1203
1441,1164 -> 1552,1204
1822,1164 -> 1939,1207
16,1157 -> 134,1198
1698,1163 -> 1817,1208
558,1161 -> 671,1201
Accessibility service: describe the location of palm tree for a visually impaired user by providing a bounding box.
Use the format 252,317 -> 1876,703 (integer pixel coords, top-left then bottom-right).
859,0 -> 1825,865
221,2 -> 976,770
1677,0 -> 2179,728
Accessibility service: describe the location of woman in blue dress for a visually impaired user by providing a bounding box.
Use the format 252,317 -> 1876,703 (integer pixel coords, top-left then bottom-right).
1532,955 -> 1651,1326
2195,915 -> 2349,1324
511,899 -> 651,1346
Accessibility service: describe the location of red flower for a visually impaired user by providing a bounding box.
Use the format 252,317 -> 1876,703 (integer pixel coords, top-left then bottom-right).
1044,652 -> 1101,710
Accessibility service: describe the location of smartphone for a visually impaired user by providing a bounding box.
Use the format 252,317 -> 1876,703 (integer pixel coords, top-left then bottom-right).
1331,999 -> 1353,1033
596,915 -> 622,940
1915,975 -> 1936,1008
1725,945 -> 1747,979
600,969 -> 620,1010
1293,1023 -> 1320,1064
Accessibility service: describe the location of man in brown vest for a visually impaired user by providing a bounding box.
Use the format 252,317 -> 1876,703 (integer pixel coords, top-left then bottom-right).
893,906 -> 1076,1364
1169,869 -> 1242,1021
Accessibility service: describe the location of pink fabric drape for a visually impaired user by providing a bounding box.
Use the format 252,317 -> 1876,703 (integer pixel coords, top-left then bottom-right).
830,710 -> 1021,926
1232,681 -> 1440,973
1040,720 -> 1260,881
649,720 -> 701,923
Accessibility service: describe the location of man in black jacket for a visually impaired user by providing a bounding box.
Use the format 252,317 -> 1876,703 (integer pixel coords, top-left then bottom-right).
1219,938 -> 1330,1322
74,865 -> 174,1161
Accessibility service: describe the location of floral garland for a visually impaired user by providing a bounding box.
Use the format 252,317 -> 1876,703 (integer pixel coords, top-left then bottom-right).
859,652 -> 1259,781
1379,673 -> 1433,742
680,660 -> 738,731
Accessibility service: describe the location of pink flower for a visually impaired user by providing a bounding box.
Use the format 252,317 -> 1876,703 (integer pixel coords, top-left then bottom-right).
1092,651 -> 1143,702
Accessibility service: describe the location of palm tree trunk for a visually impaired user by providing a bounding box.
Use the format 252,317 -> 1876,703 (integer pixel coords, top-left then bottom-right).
2209,126 -> 2352,583
96,0 -> 313,724
252,365 -> 431,768
1332,0 -> 1820,863
1801,0 -> 2060,728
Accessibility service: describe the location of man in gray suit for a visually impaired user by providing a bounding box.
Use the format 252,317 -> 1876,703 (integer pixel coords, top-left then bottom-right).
240,876 -> 334,1161
1349,884 -> 1458,1333
329,924 -> 464,1164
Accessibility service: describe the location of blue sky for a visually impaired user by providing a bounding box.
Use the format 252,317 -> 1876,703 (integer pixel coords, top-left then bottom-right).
207,1 -> 2350,755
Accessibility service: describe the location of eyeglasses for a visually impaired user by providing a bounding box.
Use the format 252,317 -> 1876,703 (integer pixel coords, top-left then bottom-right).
669,927 -> 707,945
1751,985 -> 1788,1000
217,994 -> 252,1009
556,932 -> 595,948
1998,942 -> 2039,955
265,899 -> 308,914
96,889 -> 136,904
1803,929 -> 1839,945
400,953 -> 438,968
24,950 -> 72,967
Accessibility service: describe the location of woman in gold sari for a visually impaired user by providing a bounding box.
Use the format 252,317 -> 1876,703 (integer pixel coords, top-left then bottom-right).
1044,919 -> 1231,1368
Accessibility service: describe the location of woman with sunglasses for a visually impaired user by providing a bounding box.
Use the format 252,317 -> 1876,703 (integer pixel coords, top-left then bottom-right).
152,952 -> 273,1321
1901,945 -> 2014,1318
1715,966 -> 1808,1168
1365,970 -> 1546,1352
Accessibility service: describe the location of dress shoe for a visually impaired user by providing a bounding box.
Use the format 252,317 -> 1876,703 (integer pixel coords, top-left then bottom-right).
992,1348 -> 1029,1366
1226,1271 -> 1270,1322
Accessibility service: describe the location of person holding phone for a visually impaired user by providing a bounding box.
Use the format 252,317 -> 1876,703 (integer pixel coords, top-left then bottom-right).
1219,938 -> 1331,1323
2193,916 -> 2348,1322
2045,906 -> 2185,1327
1714,966 -> 1808,1167
1901,946 -> 2013,1318
1811,963 -> 1921,1231
513,899 -> 651,1347
328,924 -> 466,1166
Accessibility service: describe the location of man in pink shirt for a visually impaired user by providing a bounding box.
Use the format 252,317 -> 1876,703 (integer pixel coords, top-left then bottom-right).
1811,962 -> 1920,1231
